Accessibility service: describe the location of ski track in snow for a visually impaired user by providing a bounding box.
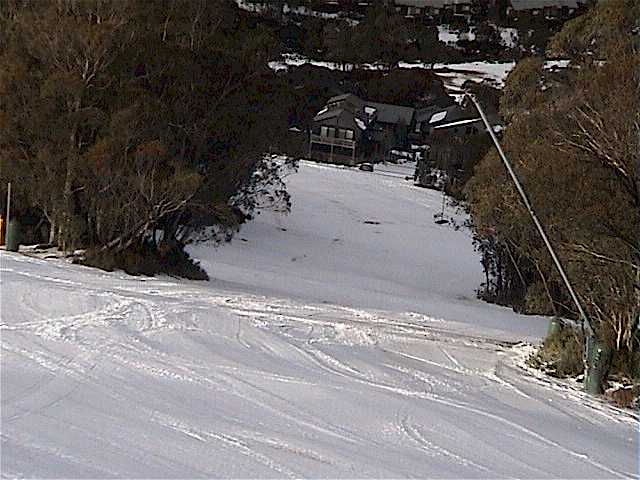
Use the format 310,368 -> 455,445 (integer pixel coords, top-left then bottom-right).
1,162 -> 637,478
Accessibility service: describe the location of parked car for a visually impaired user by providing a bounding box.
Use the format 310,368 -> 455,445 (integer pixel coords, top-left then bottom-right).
359,163 -> 374,172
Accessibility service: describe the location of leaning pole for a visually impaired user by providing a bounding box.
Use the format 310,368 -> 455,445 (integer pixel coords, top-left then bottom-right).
464,94 -> 605,395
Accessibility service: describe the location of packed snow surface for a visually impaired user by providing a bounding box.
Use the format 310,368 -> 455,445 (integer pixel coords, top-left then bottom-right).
2,161 -> 637,478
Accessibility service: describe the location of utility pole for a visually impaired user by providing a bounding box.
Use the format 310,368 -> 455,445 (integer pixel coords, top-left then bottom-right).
464,94 -> 602,393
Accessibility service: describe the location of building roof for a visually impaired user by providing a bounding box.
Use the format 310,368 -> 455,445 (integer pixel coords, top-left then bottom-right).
327,93 -> 365,112
313,108 -> 366,140
415,106 -> 440,123
365,102 -> 415,126
327,93 -> 359,103
394,0 -> 472,6
430,111 -> 448,124
419,104 -> 466,127
510,0 -> 582,10
432,117 -> 482,129
314,108 -> 343,122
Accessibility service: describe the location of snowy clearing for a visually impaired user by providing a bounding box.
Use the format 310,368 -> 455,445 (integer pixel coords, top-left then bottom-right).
268,53 -> 517,102
1,161 -> 637,478
269,53 -> 570,101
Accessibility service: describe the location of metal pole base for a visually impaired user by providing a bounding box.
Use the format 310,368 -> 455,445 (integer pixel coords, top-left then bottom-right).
5,219 -> 20,252
584,336 -> 612,395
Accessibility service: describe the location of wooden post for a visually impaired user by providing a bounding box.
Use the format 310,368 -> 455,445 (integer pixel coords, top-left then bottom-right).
5,182 -> 11,243
329,141 -> 334,164
6,182 -> 11,225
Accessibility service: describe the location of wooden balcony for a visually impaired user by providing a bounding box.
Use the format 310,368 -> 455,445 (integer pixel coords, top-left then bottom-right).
310,133 -> 356,149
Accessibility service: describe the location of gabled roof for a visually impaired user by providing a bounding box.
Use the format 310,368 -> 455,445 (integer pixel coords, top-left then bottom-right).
327,93 -> 365,112
365,102 -> 415,126
313,108 -> 366,139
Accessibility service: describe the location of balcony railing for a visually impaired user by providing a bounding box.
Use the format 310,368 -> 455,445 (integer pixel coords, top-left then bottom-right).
310,134 -> 356,149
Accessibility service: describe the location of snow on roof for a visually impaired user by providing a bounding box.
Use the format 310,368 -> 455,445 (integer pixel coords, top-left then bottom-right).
429,111 -> 447,124
328,93 -> 364,106
433,117 -> 482,129
316,107 -> 329,117
314,108 -> 343,122
415,106 -> 439,123
354,117 -> 367,130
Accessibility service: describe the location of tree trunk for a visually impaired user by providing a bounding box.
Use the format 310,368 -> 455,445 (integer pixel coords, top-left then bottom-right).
60,96 -> 82,251
535,260 -> 558,316
60,160 -> 73,251
48,217 -> 57,245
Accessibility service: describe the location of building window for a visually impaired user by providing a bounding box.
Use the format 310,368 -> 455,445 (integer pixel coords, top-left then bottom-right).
321,126 -> 329,137
345,129 -> 354,140
327,127 -> 336,138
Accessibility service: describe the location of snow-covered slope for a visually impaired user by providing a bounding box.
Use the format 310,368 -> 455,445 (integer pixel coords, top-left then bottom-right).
190,162 -> 543,339
1,162 -> 637,478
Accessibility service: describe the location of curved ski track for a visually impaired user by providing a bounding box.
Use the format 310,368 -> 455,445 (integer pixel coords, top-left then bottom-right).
1,254 -> 637,478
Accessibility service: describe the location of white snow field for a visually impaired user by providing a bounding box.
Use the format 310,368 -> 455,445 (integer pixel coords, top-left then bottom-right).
1,161 -> 638,478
